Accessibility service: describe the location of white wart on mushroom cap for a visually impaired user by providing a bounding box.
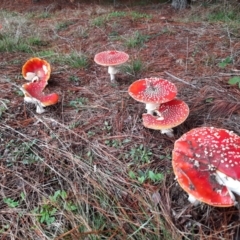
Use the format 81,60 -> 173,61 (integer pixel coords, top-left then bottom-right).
94,50 -> 129,82
172,127 -> 240,207
128,78 -> 177,115
142,99 -> 189,137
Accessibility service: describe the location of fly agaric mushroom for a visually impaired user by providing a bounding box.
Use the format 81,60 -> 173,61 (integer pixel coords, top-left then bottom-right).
128,78 -> 177,115
172,127 -> 240,207
22,57 -> 51,82
94,50 -> 129,83
21,80 -> 59,114
142,99 -> 189,137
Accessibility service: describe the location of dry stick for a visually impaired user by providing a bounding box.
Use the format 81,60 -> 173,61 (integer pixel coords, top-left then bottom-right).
164,71 -> 197,88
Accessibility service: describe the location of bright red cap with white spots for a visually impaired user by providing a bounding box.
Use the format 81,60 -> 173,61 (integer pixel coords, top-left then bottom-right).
128,78 -> 177,104
94,50 -> 129,66
22,81 -> 59,107
172,127 -> 240,207
22,57 -> 51,82
142,99 -> 189,130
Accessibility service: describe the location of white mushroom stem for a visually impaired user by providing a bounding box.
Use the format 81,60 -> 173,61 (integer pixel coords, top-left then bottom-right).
145,103 -> 160,115
188,193 -> 200,206
108,66 -> 119,82
160,128 -> 174,138
215,171 -> 240,196
24,96 -> 45,114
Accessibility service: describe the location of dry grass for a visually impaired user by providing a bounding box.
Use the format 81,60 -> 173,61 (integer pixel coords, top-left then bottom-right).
1,0 -> 240,239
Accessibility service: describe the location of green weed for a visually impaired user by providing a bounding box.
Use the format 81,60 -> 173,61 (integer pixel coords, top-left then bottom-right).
130,11 -> 152,20
91,16 -> 107,27
69,97 -> 88,108
208,10 -> 240,23
218,56 -> 232,68
69,75 -> 80,82
122,59 -> 144,77
125,31 -> 150,48
28,36 -> 48,46
0,35 -> 32,53
3,197 -> 19,208
228,76 -> 240,88
61,53 -> 89,68
34,204 -> 57,225
55,21 -> 74,31
4,139 -> 42,166
107,11 -> 127,18
129,169 -> 164,184
126,144 -> 152,163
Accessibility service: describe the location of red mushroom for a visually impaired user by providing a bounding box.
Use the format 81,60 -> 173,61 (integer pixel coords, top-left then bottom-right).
172,127 -> 240,206
94,50 -> 129,83
22,57 -> 51,82
21,80 -> 59,114
128,78 -> 177,115
142,99 -> 189,137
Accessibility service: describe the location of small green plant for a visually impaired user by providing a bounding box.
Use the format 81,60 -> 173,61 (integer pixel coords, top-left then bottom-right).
130,11 -> 152,20
125,31 -> 150,48
218,56 -> 232,68
0,224 -> 9,234
62,53 -> 89,68
122,59 -> 143,77
3,198 -> 19,208
107,11 -> 126,19
49,190 -> 67,202
0,35 -> 32,53
69,97 -> 88,108
128,169 -> 164,184
55,21 -> 74,31
228,76 -> 240,88
91,16 -> 107,27
34,204 -> 57,225
127,144 -> 152,163
102,121 -> 112,131
5,139 -> 42,166
147,170 -> 164,183
208,10 -> 240,23
69,75 -> 80,82
28,36 -> 48,46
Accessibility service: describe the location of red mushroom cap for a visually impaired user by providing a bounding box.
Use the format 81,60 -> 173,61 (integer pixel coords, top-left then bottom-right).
142,99 -> 189,130
172,127 -> 240,206
22,57 -> 51,82
128,78 -> 177,104
22,81 -> 58,106
94,50 -> 129,66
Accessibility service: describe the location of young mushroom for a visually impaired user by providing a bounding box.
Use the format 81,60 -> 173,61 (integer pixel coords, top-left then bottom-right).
21,80 -> 59,114
128,78 -> 177,115
142,99 -> 189,137
172,127 -> 240,207
22,57 -> 51,82
94,50 -> 129,83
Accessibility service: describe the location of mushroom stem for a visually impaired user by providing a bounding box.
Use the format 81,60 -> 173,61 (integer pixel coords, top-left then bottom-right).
145,103 -> 160,115
108,66 -> 118,82
188,193 -> 200,206
36,104 -> 45,114
160,128 -> 174,137
24,95 -> 45,114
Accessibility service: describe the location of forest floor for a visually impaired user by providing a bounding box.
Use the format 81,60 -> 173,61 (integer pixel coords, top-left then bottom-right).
0,0 -> 240,239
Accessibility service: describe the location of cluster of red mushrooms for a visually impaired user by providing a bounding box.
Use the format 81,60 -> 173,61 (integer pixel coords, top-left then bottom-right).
20,51 -> 240,208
